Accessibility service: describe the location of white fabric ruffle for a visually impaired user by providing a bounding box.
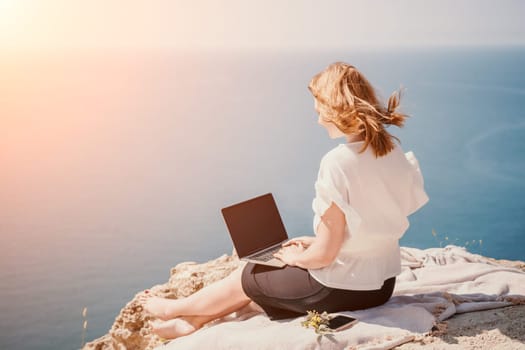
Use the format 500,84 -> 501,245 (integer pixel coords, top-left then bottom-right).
312,178 -> 362,239
404,151 -> 430,216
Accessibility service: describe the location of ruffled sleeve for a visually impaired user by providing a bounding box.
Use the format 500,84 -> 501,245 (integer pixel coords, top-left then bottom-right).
311,155 -> 362,239
404,151 -> 430,216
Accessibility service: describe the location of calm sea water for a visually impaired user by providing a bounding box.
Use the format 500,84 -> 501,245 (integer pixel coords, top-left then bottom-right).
1,46 -> 524,349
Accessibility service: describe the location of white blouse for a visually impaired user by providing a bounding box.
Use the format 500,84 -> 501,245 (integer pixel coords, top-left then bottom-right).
307,140 -> 429,290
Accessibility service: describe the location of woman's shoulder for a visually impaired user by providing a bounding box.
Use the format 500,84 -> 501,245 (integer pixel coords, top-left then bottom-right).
321,144 -> 359,168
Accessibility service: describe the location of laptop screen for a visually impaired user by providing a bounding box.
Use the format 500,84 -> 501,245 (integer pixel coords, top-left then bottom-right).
221,193 -> 288,258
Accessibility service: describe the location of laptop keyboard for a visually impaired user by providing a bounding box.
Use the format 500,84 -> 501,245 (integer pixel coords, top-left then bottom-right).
250,247 -> 280,262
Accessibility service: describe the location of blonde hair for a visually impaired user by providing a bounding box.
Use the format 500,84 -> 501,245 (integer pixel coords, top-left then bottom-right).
308,62 -> 409,158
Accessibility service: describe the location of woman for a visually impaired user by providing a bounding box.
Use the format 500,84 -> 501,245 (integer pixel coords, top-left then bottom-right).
144,62 -> 429,339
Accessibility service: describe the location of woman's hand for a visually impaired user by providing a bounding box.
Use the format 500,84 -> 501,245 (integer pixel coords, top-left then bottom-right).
282,236 -> 316,249
273,244 -> 306,267
275,202 -> 347,269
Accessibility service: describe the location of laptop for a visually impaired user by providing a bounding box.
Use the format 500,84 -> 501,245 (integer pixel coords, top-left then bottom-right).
221,192 -> 289,267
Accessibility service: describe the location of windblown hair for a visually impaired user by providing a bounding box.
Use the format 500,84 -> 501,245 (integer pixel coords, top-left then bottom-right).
308,62 -> 409,158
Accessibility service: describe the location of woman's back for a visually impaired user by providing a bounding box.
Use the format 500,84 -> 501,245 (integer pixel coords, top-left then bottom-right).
309,139 -> 429,290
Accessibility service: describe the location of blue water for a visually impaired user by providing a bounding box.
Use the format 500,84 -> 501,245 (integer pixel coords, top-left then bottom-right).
1,46 -> 524,349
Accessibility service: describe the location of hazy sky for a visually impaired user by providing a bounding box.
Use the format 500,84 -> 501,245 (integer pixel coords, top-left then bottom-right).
0,0 -> 524,51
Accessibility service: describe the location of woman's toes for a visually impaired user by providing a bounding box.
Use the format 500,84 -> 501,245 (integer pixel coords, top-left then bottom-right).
150,318 -> 197,340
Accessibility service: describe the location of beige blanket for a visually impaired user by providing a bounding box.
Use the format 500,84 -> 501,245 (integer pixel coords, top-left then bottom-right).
155,245 -> 525,350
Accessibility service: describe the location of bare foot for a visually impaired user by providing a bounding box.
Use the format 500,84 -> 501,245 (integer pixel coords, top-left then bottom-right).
150,318 -> 199,340
144,296 -> 179,321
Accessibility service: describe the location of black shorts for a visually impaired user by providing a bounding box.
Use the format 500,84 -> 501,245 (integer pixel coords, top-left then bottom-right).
241,262 -> 395,320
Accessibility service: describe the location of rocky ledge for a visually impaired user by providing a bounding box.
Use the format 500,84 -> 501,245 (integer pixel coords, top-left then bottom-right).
82,252 -> 525,350
82,253 -> 242,350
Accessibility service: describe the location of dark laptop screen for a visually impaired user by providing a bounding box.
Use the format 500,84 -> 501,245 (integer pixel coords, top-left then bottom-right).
221,193 -> 288,258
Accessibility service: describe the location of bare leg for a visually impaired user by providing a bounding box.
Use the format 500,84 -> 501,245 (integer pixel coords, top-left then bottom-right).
145,264 -> 251,320
150,299 -> 253,339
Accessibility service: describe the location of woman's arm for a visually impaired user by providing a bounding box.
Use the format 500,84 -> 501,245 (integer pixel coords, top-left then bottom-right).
274,201 -> 346,269
282,236 -> 316,249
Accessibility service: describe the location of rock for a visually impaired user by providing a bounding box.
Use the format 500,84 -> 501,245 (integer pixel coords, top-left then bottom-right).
394,305 -> 525,349
83,250 -> 525,350
82,254 -> 242,350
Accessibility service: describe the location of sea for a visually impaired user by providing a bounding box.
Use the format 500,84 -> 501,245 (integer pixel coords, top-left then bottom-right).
1,46 -> 524,349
